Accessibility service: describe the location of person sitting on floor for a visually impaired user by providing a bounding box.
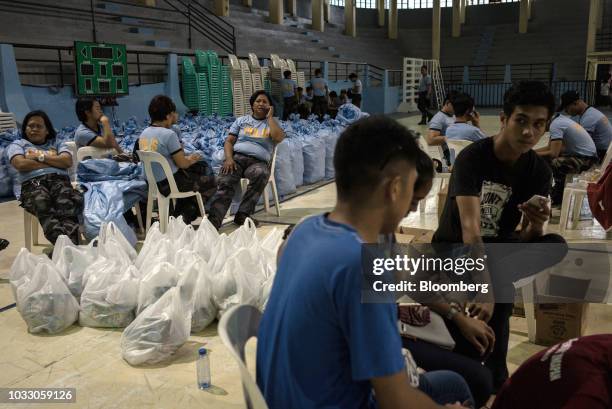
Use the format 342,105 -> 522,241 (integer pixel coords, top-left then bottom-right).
536,113 -> 599,206
258,115 -> 472,409
445,93 -> 487,142
74,98 -> 123,152
8,111 -> 83,245
207,90 -> 285,229
138,95 -> 216,225
431,81 -> 568,392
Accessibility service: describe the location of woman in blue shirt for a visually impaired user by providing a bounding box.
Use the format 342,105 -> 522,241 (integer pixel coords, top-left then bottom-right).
8,111 -> 83,245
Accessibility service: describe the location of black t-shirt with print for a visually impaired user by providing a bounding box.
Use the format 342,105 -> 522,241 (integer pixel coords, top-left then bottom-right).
432,137 -> 552,243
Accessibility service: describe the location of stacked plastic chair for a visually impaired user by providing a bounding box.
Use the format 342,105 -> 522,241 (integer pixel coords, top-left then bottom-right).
220,65 -> 233,116
228,54 -> 246,117
181,58 -> 209,113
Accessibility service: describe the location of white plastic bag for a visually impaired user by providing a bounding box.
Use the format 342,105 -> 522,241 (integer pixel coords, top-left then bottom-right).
135,222 -> 164,269
191,260 -> 217,333
98,221 -> 137,262
166,216 -> 188,241
208,234 -> 233,275
9,248 -> 52,298
79,259 -> 138,328
121,287 -> 191,365
52,236 -> 98,297
228,218 -> 258,249
137,262 -> 181,315
193,216 -> 220,262
11,262 -> 79,334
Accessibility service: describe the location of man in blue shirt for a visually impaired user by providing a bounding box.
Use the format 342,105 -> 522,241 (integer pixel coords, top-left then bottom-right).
560,90 -> 612,161
309,68 -> 329,120
278,70 -> 297,120
74,98 -> 123,153
536,113 -> 598,205
445,93 -> 487,142
417,65 -> 434,125
207,90 -> 285,229
258,115 -> 470,409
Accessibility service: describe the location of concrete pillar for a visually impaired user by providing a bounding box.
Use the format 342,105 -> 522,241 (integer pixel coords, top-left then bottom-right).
432,0 -> 441,61
388,0 -> 398,40
214,0 -> 229,17
287,0 -> 297,17
242,0 -> 252,7
269,0 -> 283,25
527,0 -> 532,19
586,0 -> 600,53
460,0 -> 466,24
377,0 -> 385,27
165,54 -> 189,114
313,0 -> 325,32
519,0 -> 529,34
345,0 -> 357,37
0,44 -> 31,123
324,0 -> 330,22
597,0 -> 604,30
452,0 -> 461,38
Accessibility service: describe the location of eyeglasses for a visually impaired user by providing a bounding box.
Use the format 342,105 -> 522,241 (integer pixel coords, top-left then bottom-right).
26,124 -> 46,130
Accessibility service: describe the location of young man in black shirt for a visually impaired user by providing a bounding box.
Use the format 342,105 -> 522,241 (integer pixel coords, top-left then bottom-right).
432,81 -> 568,391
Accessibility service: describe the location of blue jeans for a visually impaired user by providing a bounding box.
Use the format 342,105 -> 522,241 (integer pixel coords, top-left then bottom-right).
419,370 -> 474,407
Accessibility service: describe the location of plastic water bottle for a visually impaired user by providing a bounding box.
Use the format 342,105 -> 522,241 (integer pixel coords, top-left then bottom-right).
197,347 -> 211,389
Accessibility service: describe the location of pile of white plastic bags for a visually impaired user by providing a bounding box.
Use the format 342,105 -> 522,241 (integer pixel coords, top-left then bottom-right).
9,216 -> 284,366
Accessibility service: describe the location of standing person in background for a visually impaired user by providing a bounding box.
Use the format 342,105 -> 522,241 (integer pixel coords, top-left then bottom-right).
560,90 -> 612,162
309,68 -> 329,120
207,91 -> 285,229
138,95 -> 216,225
279,70 -> 298,120
417,65 -> 434,125
8,111 -> 83,245
74,98 -> 123,152
348,72 -> 363,108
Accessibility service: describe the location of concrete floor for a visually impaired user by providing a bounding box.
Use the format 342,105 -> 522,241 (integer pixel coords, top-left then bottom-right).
0,114 -> 611,409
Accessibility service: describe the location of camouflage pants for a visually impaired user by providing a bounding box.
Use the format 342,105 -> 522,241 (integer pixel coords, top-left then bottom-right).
550,155 -> 597,205
20,173 -> 83,245
207,153 -> 271,229
157,162 -> 217,224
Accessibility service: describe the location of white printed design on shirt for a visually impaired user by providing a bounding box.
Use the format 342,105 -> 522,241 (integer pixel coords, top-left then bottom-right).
402,348 -> 420,388
480,181 -> 512,237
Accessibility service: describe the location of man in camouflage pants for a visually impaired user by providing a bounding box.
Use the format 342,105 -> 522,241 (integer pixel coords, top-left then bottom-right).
20,173 -> 83,245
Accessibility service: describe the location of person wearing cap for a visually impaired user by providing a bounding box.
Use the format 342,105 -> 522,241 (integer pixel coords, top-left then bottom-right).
559,90 -> 612,162
536,113 -> 598,205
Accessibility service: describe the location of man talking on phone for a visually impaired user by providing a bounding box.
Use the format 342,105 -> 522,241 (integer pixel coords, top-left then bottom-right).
431,81 -> 568,392
207,90 -> 285,229
445,93 -> 488,142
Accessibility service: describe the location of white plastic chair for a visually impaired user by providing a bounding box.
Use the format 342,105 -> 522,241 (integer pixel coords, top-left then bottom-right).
236,147 -> 281,217
138,150 -> 206,234
64,141 -> 78,183
445,139 -> 472,161
77,146 -> 143,232
558,144 -> 612,233
23,211 -> 40,251
218,305 -> 269,409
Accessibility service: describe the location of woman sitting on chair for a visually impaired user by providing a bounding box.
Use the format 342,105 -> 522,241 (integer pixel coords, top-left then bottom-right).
138,95 -> 216,225
207,90 -> 285,230
8,111 -> 83,245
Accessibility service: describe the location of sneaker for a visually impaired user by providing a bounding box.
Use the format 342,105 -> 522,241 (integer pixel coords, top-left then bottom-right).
233,212 -> 260,228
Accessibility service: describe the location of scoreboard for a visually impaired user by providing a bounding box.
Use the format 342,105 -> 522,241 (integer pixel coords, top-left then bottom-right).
74,41 -> 129,96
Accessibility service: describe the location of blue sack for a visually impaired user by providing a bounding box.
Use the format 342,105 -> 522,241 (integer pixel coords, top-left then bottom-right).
322,130 -> 340,180
302,134 -> 325,185
273,140 -> 296,196
287,137 -> 304,187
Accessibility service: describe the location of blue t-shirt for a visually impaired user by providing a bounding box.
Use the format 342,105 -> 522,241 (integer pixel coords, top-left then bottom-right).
446,122 -> 488,142
230,115 -> 274,162
74,123 -> 101,148
549,115 -> 598,158
574,107 -> 612,151
280,78 -> 297,98
309,77 -> 328,97
7,138 -> 71,183
419,75 -> 432,92
138,126 -> 182,182
257,214 -> 405,409
428,111 -> 455,135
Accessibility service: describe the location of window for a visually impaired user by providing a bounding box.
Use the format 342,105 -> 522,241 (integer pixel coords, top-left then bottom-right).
329,0 -> 517,8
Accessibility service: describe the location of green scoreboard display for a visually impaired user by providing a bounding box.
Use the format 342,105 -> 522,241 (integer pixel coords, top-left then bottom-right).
74,41 -> 129,96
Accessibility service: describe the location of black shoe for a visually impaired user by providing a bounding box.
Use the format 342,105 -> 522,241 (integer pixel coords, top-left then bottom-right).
0,239 -> 8,252
233,212 -> 260,228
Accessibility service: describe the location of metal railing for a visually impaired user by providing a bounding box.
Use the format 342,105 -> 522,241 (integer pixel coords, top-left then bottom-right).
0,0 -> 236,55
445,80 -> 598,107
442,63 -> 555,84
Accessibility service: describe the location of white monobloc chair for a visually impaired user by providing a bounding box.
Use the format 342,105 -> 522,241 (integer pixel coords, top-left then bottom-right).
235,147 -> 281,217
558,144 -> 612,233
138,150 -> 206,234
218,305 -> 269,409
76,146 -> 144,232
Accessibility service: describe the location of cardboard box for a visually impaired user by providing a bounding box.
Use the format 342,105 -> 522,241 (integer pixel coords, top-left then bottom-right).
535,297 -> 588,346
396,226 -> 435,244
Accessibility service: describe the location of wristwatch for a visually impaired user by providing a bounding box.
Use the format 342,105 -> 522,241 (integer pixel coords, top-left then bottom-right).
37,153 -> 45,162
445,303 -> 462,321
